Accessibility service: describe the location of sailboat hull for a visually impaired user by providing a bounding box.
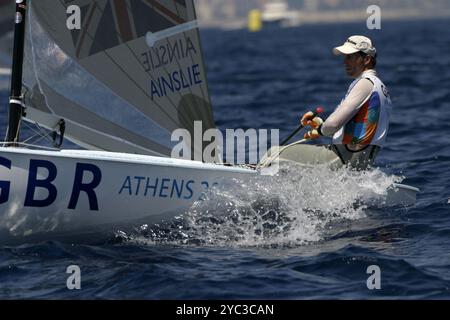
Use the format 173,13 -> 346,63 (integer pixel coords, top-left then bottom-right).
0,148 -> 254,236
0,147 -> 419,238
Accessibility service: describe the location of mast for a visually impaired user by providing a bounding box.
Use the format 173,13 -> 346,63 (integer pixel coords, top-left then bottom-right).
6,0 -> 27,146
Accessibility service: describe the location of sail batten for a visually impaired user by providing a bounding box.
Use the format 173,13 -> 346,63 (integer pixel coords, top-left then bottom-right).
22,0 -> 216,159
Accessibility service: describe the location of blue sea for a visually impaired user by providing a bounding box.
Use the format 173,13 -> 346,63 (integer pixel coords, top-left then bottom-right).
1,18 -> 450,300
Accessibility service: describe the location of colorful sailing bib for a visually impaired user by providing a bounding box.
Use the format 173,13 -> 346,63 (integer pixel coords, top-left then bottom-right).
333,71 -> 392,147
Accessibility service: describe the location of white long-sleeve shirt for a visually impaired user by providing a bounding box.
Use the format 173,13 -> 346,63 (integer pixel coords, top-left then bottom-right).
321,70 -> 376,137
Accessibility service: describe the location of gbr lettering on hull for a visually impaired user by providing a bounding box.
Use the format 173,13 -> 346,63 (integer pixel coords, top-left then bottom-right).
0,157 -> 102,211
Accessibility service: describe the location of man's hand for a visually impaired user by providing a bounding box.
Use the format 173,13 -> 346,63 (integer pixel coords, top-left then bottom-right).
304,129 -> 321,140
301,111 -> 324,129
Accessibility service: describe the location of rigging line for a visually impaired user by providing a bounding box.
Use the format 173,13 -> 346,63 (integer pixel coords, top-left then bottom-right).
24,133 -> 53,146
21,121 -> 44,138
66,0 -> 193,131
23,122 -> 66,150
22,122 -> 55,145
30,133 -> 55,146
2,127 -> 8,147
21,120 -> 56,141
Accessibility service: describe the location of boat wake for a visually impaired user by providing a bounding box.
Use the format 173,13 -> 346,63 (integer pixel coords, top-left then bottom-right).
117,163 -> 403,247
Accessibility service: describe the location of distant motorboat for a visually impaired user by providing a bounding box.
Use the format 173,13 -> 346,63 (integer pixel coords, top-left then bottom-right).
262,1 -> 290,27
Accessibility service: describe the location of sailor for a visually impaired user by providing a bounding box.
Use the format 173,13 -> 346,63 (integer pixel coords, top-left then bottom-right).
298,35 -> 392,170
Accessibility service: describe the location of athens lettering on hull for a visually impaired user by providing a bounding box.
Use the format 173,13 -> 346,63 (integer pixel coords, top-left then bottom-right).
119,176 -> 217,200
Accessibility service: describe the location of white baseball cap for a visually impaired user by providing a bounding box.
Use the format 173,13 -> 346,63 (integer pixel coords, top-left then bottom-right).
333,35 -> 377,57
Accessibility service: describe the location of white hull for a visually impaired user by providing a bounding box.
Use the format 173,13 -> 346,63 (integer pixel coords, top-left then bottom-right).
0,147 -> 419,238
0,148 -> 254,236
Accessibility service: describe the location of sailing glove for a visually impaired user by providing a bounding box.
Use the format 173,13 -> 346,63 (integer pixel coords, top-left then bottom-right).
301,111 -> 324,129
304,129 -> 321,140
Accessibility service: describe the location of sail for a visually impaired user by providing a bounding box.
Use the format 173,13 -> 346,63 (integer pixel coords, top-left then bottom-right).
22,0 -> 216,159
